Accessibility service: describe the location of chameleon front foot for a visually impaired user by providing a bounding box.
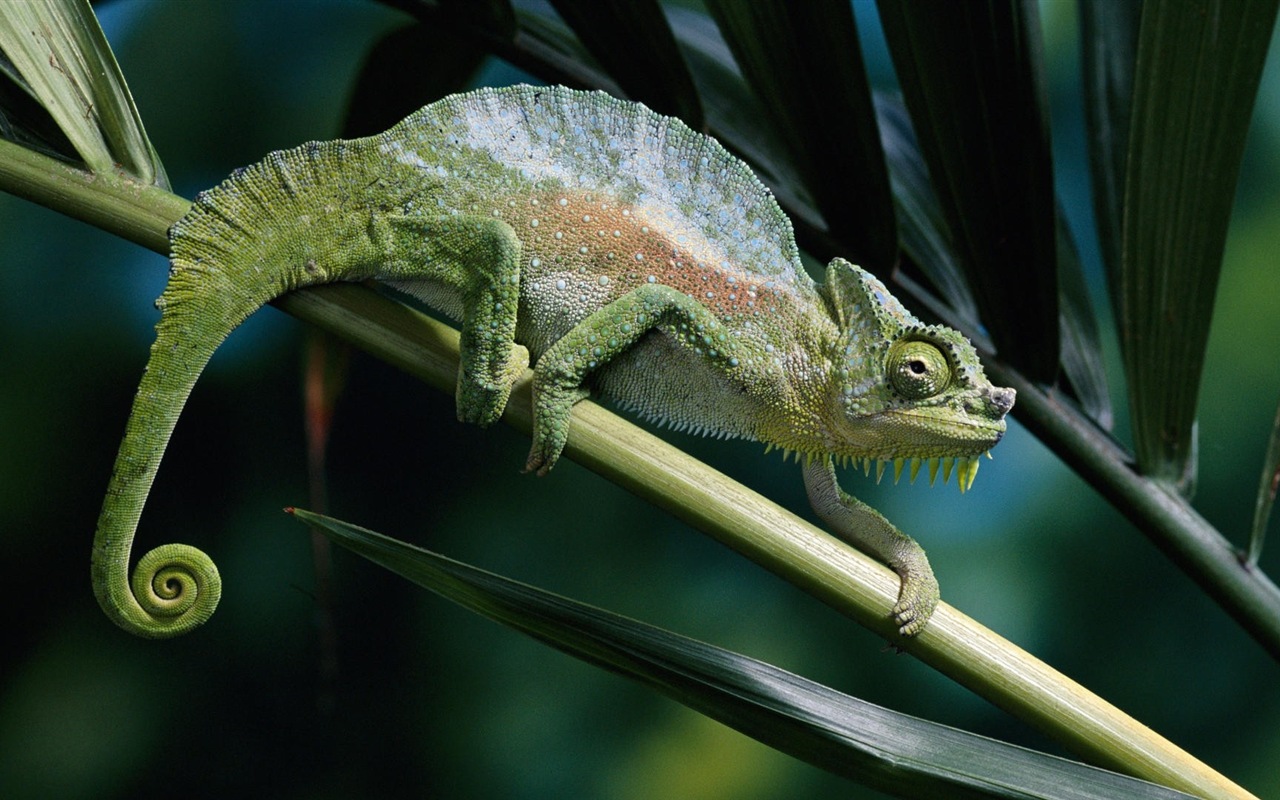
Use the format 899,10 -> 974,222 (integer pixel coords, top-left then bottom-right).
802,455 -> 942,637
891,564 -> 940,637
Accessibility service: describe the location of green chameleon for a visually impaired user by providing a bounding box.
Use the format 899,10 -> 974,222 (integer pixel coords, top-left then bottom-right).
92,84 -> 1014,641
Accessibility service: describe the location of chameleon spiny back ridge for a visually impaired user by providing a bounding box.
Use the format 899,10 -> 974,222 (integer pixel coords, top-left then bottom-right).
94,85 -> 1013,639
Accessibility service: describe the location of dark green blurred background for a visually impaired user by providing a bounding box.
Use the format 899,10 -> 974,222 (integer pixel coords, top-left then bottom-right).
2,1 -> 1278,798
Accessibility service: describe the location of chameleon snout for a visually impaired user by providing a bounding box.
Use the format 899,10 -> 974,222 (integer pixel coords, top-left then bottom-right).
988,386 -> 1016,416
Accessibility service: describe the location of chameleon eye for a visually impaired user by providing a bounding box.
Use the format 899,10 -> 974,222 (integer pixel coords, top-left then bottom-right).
887,340 -> 951,399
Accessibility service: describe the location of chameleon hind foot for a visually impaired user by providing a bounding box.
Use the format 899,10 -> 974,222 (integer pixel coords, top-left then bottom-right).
524,382 -> 589,476
456,342 -> 530,428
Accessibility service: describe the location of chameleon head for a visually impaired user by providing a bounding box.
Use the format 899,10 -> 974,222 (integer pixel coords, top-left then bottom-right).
820,258 -> 1015,488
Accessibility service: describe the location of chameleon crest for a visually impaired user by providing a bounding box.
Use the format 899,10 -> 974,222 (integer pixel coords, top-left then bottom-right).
92,85 -> 1012,640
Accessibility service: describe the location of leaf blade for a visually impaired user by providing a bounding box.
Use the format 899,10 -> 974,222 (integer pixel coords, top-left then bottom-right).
0,0 -> 167,185
546,0 -> 703,126
290,507 -> 1199,800
1249,394 -> 1280,566
875,0 -> 1059,380
704,0 -> 895,267
1114,0 -> 1280,488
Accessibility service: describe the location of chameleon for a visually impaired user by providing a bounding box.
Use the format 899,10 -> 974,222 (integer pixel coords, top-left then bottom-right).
92,84 -> 1014,640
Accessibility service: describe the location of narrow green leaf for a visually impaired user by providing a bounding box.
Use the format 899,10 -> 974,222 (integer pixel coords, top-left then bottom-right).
1250,395 -> 1280,566
437,0 -> 517,41
290,507 -> 1197,800
1056,209 -> 1113,430
703,0 -> 895,267
875,0 -> 1058,381
874,92 -> 980,329
662,6 -> 815,222
341,23 -> 488,137
1078,0 -> 1140,295
546,0 -> 703,127
1114,0 -> 1279,489
0,0 -> 166,186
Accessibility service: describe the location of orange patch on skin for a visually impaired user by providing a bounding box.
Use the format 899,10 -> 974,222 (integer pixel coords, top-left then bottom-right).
508,189 -> 784,322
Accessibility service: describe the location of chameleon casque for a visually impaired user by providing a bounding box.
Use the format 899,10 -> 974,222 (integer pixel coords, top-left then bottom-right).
92,84 -> 1014,640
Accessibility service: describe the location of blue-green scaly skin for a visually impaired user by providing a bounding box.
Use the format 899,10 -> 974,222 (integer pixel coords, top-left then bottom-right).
92,85 -> 1014,639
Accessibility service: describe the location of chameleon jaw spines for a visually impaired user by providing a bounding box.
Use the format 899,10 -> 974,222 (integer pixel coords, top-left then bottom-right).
779,450 -> 991,493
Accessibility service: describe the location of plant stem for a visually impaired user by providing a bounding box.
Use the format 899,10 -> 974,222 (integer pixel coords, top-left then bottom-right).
0,138 -> 185,252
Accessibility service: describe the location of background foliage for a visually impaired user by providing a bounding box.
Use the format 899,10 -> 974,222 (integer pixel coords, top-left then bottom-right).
1,1 -> 1278,798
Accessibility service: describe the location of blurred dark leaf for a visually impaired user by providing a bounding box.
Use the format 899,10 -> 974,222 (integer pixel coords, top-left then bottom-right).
1078,0 -> 1139,294
438,0 -> 517,40
342,22 -> 488,137
704,0 -> 895,268
377,0 -> 517,40
546,0 -> 702,126
1056,208 -> 1113,430
1111,0 -> 1279,489
1250,395 -> 1280,566
292,507 -> 1197,800
875,0 -> 1058,380
873,92 -> 980,328
510,2 -> 623,91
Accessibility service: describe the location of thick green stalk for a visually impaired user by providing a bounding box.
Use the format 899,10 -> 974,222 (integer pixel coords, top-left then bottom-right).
0,138 -> 184,251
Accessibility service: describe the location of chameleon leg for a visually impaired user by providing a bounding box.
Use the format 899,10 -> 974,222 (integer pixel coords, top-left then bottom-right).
802,455 -> 940,637
524,284 -> 729,475
382,214 -> 529,427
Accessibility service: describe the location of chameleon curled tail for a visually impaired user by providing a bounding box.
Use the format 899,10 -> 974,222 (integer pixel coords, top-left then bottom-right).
93,140 -> 394,637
